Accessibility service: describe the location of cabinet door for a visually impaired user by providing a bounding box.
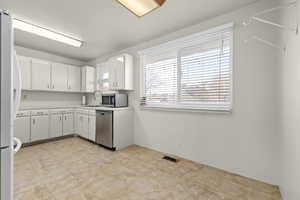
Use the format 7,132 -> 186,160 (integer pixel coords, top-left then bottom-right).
77,114 -> 87,138
31,115 -> 49,141
97,63 -> 109,91
88,115 -> 96,141
102,65 -> 111,90
108,57 -> 125,90
108,59 -> 117,90
68,66 -> 81,92
14,117 -> 30,144
82,67 -> 94,92
114,56 -> 125,90
32,59 -> 51,90
18,56 -> 31,90
82,115 -> 89,139
49,114 -> 63,138
86,67 -> 95,92
75,113 -> 80,135
51,63 -> 68,91
63,113 -> 74,135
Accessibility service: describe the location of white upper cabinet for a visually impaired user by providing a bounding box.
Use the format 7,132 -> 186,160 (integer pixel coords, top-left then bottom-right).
68,66 -> 81,92
51,63 -> 68,91
18,56 -> 31,90
109,58 -> 124,90
81,66 -> 95,93
97,54 -> 133,91
96,62 -> 110,91
32,59 -> 51,91
17,55 -> 82,93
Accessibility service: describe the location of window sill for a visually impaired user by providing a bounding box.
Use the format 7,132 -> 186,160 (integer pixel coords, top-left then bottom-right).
140,105 -> 232,114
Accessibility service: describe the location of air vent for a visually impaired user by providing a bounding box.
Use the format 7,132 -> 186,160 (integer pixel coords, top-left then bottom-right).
162,156 -> 178,163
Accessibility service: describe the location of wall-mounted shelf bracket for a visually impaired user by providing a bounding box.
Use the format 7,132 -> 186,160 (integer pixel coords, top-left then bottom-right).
243,1 -> 298,34
244,35 -> 287,53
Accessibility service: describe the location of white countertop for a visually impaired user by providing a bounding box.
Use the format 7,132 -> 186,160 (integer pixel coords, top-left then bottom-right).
19,105 -> 132,111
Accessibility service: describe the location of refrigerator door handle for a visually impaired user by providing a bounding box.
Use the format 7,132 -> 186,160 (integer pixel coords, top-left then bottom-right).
13,137 -> 22,153
13,51 -> 22,119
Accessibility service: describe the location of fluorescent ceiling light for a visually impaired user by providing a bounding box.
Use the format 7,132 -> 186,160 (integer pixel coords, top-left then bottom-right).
13,19 -> 83,47
117,0 -> 166,17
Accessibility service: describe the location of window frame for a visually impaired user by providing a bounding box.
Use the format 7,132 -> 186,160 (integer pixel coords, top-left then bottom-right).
139,23 -> 234,112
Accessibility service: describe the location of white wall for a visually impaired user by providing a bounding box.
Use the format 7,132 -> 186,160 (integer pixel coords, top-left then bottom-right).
16,46 -> 86,108
89,0 -> 280,185
15,45 -> 85,66
20,91 -> 83,108
278,2 -> 300,199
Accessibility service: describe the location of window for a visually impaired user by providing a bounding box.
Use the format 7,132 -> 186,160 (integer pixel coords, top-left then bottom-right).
139,23 -> 233,111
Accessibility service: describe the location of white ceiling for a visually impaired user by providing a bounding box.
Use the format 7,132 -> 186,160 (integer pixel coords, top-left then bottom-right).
0,0 -> 259,61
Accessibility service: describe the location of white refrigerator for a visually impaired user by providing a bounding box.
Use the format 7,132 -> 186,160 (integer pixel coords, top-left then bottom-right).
0,11 -> 22,200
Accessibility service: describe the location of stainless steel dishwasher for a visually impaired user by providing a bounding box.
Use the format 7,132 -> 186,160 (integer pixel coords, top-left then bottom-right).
95,110 -> 114,149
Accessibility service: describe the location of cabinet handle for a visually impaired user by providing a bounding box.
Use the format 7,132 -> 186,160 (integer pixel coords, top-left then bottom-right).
32,118 -> 35,125
60,116 -> 62,121
65,116 -> 67,120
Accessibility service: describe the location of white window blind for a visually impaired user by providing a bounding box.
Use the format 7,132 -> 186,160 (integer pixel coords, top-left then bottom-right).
139,23 -> 233,111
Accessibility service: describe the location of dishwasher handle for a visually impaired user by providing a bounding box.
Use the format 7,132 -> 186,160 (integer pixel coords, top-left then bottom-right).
97,111 -> 112,116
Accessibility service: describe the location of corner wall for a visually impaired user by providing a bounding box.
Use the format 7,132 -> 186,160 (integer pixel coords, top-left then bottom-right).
278,1 -> 300,199
89,0 -> 281,185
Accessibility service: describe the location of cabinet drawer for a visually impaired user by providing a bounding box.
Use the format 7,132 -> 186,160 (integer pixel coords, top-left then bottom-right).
16,111 -> 31,117
76,109 -> 90,115
31,110 -> 49,116
50,110 -> 64,115
89,110 -> 96,116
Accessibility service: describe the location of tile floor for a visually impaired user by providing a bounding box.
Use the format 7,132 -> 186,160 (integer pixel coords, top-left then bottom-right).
14,137 -> 281,200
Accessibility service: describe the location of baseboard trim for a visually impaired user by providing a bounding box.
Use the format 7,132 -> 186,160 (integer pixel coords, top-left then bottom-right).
22,134 -> 76,147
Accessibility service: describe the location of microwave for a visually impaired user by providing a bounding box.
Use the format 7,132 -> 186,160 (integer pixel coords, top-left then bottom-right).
102,93 -> 128,108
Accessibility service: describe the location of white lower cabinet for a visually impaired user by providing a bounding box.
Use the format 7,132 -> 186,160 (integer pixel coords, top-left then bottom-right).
31,111 -> 49,142
50,110 -> 75,138
14,111 -> 31,144
82,115 -> 89,139
15,108 -> 98,144
88,112 -> 96,141
77,114 -> 89,139
63,113 -> 74,135
76,113 -> 84,138
50,113 -> 63,138
76,110 -> 96,142
113,110 -> 133,150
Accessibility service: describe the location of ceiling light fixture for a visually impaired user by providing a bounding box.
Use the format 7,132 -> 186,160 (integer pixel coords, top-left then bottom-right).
116,0 -> 166,17
13,18 -> 83,47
